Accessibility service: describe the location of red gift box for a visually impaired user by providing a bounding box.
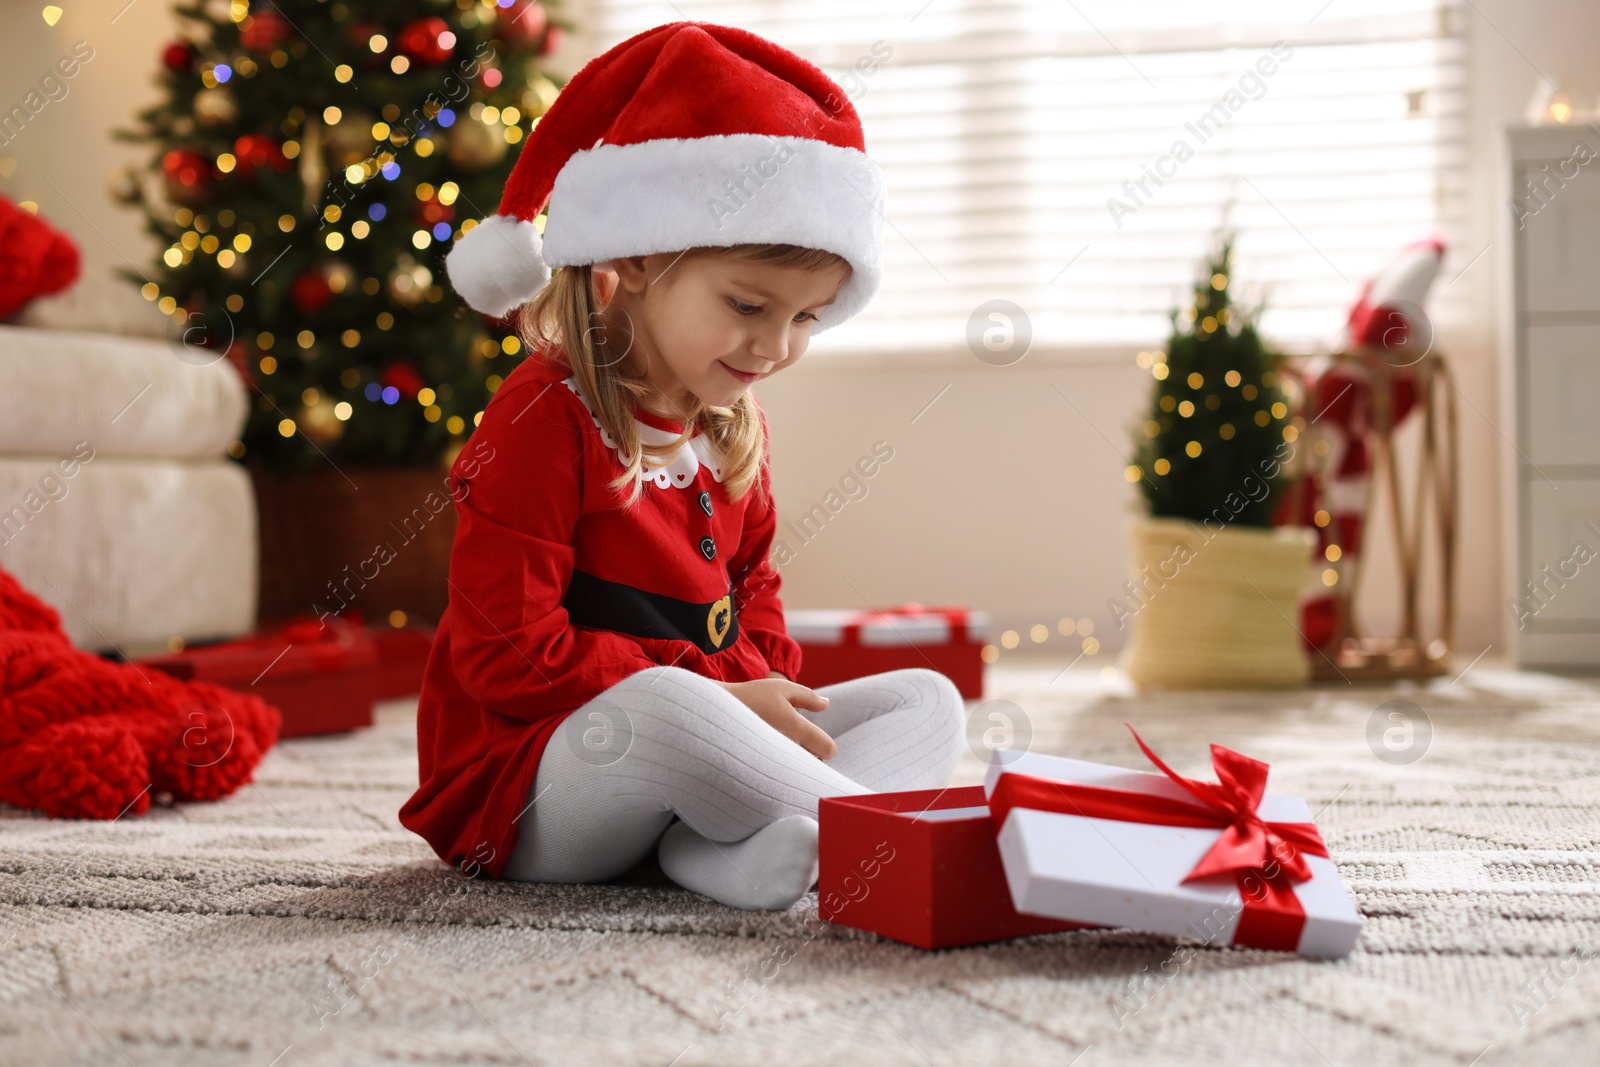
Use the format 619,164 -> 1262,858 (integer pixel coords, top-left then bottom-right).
786,604 -> 987,699
370,620 -> 437,700
138,615 -> 378,738
817,785 -> 1085,949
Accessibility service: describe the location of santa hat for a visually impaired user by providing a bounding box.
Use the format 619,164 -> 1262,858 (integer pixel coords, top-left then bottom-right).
1342,235 -> 1446,352
445,20 -> 887,333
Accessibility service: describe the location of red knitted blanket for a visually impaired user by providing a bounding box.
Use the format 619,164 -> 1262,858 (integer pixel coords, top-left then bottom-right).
0,565 -> 279,818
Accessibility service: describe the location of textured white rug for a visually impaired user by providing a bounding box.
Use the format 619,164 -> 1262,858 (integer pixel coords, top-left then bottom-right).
4,659 -> 1600,1066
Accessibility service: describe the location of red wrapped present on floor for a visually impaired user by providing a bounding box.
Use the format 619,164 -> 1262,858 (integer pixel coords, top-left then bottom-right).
817,785 -> 1086,949
136,614 -> 378,738
370,618 -> 438,700
785,604 -> 988,699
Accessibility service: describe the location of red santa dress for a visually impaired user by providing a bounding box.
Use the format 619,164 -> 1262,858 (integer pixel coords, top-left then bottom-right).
398,347 -> 802,879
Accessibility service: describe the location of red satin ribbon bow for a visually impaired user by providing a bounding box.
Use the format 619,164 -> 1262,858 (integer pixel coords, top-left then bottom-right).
987,724 -> 1331,951
1123,724 -> 1326,884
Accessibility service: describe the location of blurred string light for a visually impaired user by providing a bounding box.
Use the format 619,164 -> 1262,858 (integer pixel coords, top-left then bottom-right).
981,615 -> 1100,666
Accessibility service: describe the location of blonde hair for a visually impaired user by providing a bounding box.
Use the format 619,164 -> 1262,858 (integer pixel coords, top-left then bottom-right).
515,243 -> 850,511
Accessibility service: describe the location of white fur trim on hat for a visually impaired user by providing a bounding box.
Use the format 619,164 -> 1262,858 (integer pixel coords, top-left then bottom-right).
444,215 -> 551,318
539,133 -> 886,332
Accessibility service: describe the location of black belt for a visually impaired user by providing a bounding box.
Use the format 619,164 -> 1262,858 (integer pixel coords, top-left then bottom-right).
562,568 -> 738,655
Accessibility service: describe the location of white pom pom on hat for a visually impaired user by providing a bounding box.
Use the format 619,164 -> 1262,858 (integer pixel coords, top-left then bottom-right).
444,20 -> 887,333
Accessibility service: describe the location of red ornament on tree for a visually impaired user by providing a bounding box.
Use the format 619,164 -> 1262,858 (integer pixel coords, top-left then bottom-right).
398,17 -> 454,67
540,24 -> 565,57
161,148 -> 212,202
417,196 -> 455,228
231,134 -> 290,179
290,269 -> 334,316
161,39 -> 197,73
496,2 -> 546,44
240,10 -> 292,53
381,361 -> 425,400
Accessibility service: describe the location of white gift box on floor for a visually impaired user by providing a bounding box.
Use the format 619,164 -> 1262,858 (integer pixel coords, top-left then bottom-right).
981,742 -> 1363,959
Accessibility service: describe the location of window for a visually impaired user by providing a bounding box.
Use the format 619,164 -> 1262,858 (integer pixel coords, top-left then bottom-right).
583,2 -> 1468,356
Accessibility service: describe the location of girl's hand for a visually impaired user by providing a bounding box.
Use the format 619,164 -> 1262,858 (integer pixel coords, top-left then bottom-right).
717,677 -> 837,761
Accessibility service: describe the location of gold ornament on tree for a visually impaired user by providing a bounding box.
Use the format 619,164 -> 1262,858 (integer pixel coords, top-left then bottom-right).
108,165 -> 143,205
324,258 -> 356,295
387,254 -> 432,308
193,85 -> 238,127
298,117 -> 327,215
323,108 -> 376,168
447,117 -> 507,170
298,393 -> 345,447
522,72 -> 560,118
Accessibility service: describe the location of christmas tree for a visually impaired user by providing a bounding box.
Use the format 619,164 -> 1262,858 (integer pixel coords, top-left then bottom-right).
1129,231 -> 1295,527
113,0 -> 568,471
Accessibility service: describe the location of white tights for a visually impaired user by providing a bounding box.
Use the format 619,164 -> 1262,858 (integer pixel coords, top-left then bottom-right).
500,665 -> 967,909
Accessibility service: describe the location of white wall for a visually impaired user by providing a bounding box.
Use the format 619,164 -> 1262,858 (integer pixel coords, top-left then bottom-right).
0,1 -> 174,338
5,1 -> 1595,668
748,1 -> 1600,670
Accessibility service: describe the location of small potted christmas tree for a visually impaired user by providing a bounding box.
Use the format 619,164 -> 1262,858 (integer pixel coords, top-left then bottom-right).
1117,230 -> 1314,689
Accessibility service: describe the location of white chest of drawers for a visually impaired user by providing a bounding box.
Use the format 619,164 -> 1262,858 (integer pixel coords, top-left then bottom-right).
1503,122 -> 1600,668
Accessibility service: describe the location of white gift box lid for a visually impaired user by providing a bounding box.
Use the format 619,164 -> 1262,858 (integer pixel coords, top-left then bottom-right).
982,748 -> 1362,959
784,608 -> 989,646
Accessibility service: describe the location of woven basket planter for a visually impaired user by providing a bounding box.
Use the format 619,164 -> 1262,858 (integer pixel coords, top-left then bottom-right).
1118,516 -> 1314,690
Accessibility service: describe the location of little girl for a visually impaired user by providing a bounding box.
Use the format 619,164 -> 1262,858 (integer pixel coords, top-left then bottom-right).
399,21 -> 965,910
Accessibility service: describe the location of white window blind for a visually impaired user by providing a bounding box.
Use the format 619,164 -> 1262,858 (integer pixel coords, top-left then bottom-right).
580,1 -> 1468,356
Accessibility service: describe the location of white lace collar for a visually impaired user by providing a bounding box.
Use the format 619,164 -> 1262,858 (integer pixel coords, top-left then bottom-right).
561,375 -> 727,490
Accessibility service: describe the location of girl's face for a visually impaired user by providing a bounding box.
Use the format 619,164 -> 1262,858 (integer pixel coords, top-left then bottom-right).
598,251 -> 850,418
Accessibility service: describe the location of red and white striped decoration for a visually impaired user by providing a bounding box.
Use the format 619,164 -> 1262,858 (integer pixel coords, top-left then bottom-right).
1282,237 -> 1445,651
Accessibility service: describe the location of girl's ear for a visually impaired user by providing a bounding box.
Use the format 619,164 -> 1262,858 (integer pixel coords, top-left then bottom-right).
610,255 -> 653,294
